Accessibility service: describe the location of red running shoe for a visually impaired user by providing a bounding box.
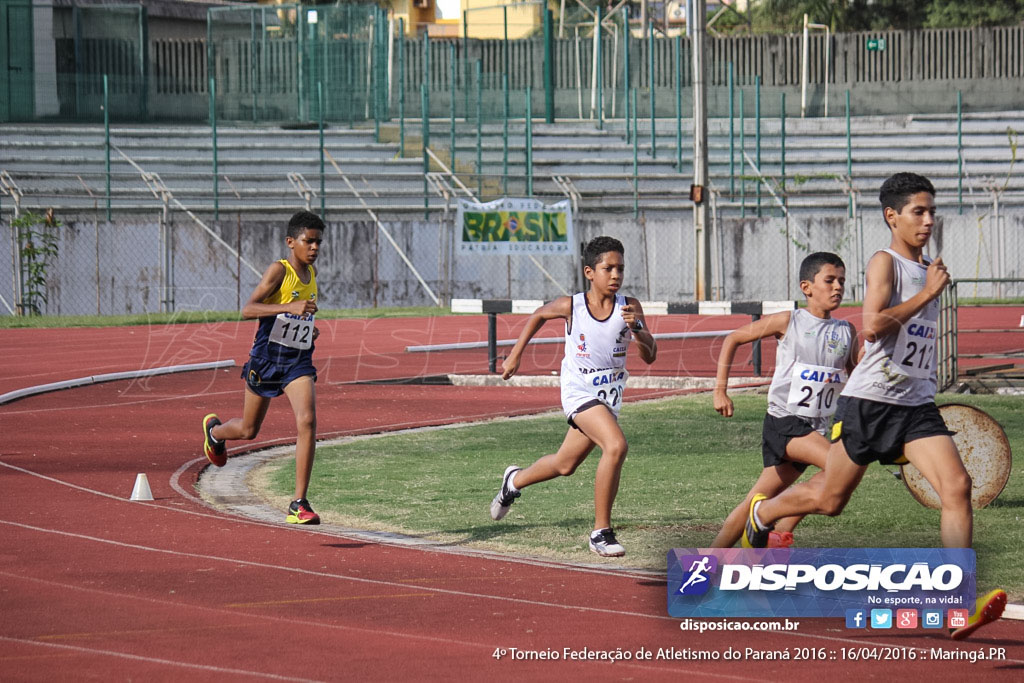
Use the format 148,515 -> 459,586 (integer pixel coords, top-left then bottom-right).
286,498 -> 321,525
768,531 -> 794,548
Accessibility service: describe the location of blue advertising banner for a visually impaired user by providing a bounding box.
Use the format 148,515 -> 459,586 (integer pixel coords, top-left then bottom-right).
667,548 -> 976,618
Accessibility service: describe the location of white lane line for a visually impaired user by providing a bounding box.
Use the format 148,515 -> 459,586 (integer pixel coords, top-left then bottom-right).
0,570 -> 760,681
0,635 -> 320,682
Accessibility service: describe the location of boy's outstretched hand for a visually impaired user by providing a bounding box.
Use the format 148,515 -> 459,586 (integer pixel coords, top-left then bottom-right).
713,389 -> 734,418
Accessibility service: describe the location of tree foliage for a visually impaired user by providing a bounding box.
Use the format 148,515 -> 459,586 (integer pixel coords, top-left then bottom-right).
748,0 -> 1024,34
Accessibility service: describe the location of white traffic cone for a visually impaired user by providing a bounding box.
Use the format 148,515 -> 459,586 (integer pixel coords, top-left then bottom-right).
130,473 -> 154,501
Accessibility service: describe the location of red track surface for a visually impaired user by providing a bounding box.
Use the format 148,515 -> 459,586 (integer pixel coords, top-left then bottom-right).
1,311 -> 1021,681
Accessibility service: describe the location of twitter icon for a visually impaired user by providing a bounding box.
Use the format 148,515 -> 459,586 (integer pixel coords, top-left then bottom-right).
870,609 -> 893,629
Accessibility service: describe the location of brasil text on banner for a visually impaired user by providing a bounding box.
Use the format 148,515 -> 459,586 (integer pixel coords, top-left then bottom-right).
457,198 -> 574,254
667,548 -> 976,618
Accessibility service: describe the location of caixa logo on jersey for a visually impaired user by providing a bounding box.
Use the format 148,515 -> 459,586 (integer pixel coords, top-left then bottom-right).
667,548 -> 975,618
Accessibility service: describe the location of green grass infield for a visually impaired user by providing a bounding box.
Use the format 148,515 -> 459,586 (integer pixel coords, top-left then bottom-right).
259,392 -> 1023,598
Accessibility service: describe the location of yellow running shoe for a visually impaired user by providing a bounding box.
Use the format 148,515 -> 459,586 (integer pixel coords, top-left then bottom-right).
950,589 -> 1007,640
742,493 -> 772,548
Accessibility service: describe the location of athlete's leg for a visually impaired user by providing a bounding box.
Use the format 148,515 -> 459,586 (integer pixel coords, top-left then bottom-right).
772,429 -> 832,533
213,386 -> 272,441
283,375 -> 317,501
570,406 -> 628,531
512,428 -> 596,489
711,462 -> 804,548
756,438 -> 867,525
903,434 -> 972,548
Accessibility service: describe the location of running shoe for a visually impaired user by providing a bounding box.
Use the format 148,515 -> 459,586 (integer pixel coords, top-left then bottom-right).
741,493 -> 772,548
202,413 -> 226,467
950,589 -> 1007,640
589,528 -> 625,557
768,530 -> 794,548
286,498 -> 321,525
489,465 -> 521,520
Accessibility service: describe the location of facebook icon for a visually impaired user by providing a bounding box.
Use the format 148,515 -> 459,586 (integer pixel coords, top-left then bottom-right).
845,609 -> 867,629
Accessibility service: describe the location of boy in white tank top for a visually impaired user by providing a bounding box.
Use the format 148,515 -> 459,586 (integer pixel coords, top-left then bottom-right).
741,173 -> 1005,639
711,252 -> 856,548
489,236 -> 657,557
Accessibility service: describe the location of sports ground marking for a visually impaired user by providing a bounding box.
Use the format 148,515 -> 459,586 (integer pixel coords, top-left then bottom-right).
0,636 -> 318,682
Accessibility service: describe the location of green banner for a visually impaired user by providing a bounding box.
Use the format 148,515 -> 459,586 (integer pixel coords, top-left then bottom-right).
457,198 -> 574,254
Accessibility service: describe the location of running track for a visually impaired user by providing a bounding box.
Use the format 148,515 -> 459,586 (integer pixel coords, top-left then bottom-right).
1,311 -> 1022,681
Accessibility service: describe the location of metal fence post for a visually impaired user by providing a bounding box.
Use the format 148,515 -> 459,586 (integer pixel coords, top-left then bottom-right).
675,34 -> 682,172
755,75 -> 761,216
526,86 -> 533,196
648,23 -> 655,158
398,18 -> 405,157
210,75 -> 218,220
503,72 -> 509,196
476,59 -> 482,198
957,90 -> 963,214
104,74 -> 111,221
319,80 -> 325,219
728,61 -> 734,196
623,6 -> 630,143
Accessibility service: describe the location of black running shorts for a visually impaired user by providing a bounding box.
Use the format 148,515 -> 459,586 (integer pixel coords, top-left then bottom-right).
830,396 -> 954,466
761,413 -> 815,471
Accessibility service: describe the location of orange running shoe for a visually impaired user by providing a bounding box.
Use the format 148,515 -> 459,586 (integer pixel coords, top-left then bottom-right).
202,413 -> 226,467
950,589 -> 1007,640
768,531 -> 794,548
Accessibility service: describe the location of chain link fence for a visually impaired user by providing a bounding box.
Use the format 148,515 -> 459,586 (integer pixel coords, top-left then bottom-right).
3,202 -> 1021,317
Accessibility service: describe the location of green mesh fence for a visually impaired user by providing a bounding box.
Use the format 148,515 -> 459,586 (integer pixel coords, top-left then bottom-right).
208,4 -> 384,124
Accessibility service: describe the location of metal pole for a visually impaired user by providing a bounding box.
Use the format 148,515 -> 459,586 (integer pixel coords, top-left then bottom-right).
623,7 -> 631,143
526,86 -> 533,196
648,23 -> 655,158
399,19 -> 405,157
503,72 -> 509,196
728,61 -> 734,196
488,312 -> 498,373
463,10 -> 470,120
450,43 -> 456,172
104,74 -> 110,221
675,34 -> 682,172
755,75 -> 761,216
319,80 -> 325,218
780,92 -> 786,204
476,59 -> 482,198
632,87 -> 638,218
422,83 -> 430,219
692,0 -> 710,299
846,89 -> 852,218
957,90 -> 963,214
800,13 -> 808,118
739,89 -> 745,217
543,8 -> 554,123
596,7 -> 603,130
210,75 -> 218,220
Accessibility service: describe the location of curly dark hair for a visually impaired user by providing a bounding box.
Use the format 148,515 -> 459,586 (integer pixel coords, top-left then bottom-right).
583,236 -> 624,269
287,210 -> 326,238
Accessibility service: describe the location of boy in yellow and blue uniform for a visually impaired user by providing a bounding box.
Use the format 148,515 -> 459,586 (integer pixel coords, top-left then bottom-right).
202,210 -> 325,525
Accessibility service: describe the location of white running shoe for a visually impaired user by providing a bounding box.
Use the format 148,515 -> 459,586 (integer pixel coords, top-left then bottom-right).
489,466 -> 522,520
589,528 -> 625,557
